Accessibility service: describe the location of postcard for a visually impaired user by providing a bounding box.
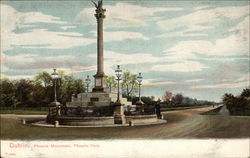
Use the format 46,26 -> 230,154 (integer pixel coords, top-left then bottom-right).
1,0 -> 249,157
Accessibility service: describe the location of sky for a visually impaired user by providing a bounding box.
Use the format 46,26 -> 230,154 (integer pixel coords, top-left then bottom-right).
1,0 -> 249,102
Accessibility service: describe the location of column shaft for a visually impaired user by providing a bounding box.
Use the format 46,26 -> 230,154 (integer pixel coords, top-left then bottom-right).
97,18 -> 104,74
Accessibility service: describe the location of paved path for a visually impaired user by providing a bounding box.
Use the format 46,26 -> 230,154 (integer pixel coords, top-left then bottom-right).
1,106 -> 249,139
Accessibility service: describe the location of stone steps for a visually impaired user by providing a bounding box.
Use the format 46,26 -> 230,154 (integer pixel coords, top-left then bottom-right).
67,92 -> 132,107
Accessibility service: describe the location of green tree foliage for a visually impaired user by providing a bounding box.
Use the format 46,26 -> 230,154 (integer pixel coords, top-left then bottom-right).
0,71 -> 85,107
15,79 -> 34,107
129,96 -> 155,105
59,76 -> 85,104
34,72 -> 52,87
241,88 -> 250,97
30,82 -> 53,107
0,79 -> 17,107
223,88 -> 250,116
121,72 -> 138,98
105,75 -> 117,92
161,91 -> 216,107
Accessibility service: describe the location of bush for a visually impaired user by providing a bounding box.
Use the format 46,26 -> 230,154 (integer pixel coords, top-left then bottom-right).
222,88 -> 250,116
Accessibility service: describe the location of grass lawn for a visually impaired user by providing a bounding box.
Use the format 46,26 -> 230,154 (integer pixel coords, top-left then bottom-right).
0,115 -> 168,140
0,107 -> 48,115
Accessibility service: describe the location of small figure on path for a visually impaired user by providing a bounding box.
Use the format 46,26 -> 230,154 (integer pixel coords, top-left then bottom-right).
155,101 -> 161,119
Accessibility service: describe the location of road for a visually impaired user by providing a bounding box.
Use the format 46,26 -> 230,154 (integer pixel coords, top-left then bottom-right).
1,106 -> 249,139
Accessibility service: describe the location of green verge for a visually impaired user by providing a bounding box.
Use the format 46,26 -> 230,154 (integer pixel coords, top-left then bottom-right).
161,105 -> 211,112
0,107 -> 48,115
201,106 -> 223,115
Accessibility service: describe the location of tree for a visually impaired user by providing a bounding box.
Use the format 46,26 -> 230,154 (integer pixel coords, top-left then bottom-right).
162,91 -> 173,102
121,72 -> 138,98
14,79 -> 34,107
241,88 -> 250,97
0,78 -> 17,107
30,82 -> 52,107
172,93 -> 183,106
223,90 -> 250,116
58,75 -> 85,104
34,72 -> 52,87
105,75 -> 117,92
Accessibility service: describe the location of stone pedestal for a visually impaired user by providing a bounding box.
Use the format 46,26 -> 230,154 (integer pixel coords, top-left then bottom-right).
113,103 -> 126,124
54,121 -> 59,128
92,74 -> 106,92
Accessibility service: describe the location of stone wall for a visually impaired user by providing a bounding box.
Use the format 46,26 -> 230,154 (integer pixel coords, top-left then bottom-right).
48,116 -> 114,126
67,92 -> 132,107
125,115 -> 158,124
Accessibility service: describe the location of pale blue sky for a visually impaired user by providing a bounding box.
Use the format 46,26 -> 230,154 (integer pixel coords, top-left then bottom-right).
1,0 -> 249,102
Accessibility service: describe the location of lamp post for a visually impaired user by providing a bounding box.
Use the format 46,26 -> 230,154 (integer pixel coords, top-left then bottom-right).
85,75 -> 91,93
114,65 -> 125,124
51,68 -> 59,102
137,72 -> 143,103
115,65 -> 122,103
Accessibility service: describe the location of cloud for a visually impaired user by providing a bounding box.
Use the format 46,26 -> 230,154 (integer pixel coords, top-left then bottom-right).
91,31 -> 149,41
237,73 -> 250,82
44,55 -> 75,61
151,61 -> 208,72
1,53 -> 36,72
1,74 -> 34,80
1,4 -> 66,32
89,50 -> 161,65
1,53 -> 36,64
57,65 -> 96,75
0,4 -> 95,52
1,52 -> 95,75
89,50 -> 209,73
5,59 -> 95,71
157,6 -> 249,60
142,81 -> 176,87
75,2 -> 183,28
164,19 -> 249,60
61,26 -> 77,30
89,50 -> 163,74
156,32 -> 209,38
2,28 -> 95,50
157,5 -> 248,31
221,73 -> 250,83
156,25 -> 213,38
185,79 -> 204,82
156,5 -> 249,39
190,81 -> 249,89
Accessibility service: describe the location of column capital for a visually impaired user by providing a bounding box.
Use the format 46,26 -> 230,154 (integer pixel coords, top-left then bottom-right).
95,8 -> 106,19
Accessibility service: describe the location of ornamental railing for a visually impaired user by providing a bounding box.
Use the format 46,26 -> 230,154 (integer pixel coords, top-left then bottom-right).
48,106 -> 114,117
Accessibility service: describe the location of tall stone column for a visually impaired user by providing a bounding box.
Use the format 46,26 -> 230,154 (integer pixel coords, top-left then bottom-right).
92,0 -> 106,92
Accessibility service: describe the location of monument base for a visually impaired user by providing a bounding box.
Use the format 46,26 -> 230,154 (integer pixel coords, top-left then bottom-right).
92,87 -> 105,93
67,92 -> 132,107
46,93 -> 166,127
113,102 -> 126,124
92,73 -> 106,93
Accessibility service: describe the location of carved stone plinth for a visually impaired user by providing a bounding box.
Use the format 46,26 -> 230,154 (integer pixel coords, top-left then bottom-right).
113,103 -> 126,124
49,101 -> 61,107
